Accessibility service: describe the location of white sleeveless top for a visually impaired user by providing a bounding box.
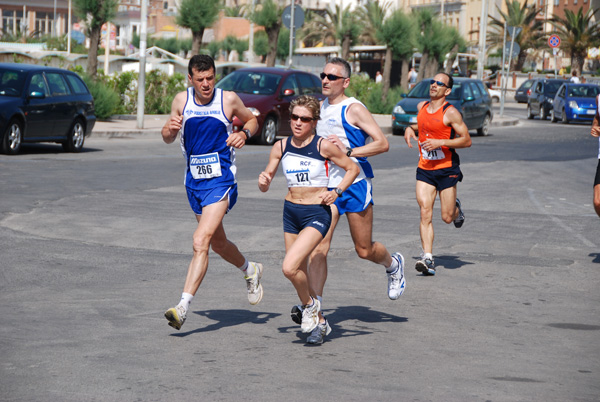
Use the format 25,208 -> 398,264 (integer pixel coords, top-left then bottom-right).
281,136 -> 329,187
317,97 -> 374,187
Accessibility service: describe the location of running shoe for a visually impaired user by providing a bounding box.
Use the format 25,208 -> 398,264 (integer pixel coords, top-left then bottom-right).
244,262 -> 263,305
291,304 -> 303,325
306,319 -> 332,345
164,305 -> 187,330
415,257 -> 436,276
301,298 -> 321,333
454,198 -> 465,228
387,252 -> 406,300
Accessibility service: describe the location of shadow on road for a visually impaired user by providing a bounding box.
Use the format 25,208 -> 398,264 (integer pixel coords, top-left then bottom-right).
171,309 -> 280,337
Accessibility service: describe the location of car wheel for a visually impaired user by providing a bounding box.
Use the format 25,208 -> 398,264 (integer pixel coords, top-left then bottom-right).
62,118 -> 86,152
477,114 -> 491,136
526,104 -> 533,119
392,127 -> 405,136
539,106 -> 547,120
492,96 -> 500,103
260,116 -> 277,145
561,108 -> 569,124
2,118 -> 23,155
550,109 -> 557,123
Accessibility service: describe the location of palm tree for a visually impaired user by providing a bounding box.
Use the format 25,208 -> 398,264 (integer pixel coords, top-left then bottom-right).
294,4 -> 360,60
488,0 -> 545,71
176,0 -> 221,56
296,8 -> 336,48
550,8 -> 600,75
377,9 -> 416,96
357,0 -> 391,46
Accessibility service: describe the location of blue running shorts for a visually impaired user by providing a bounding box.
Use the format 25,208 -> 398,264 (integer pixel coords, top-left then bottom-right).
332,178 -> 373,215
416,166 -> 463,191
283,200 -> 332,238
186,184 -> 238,215
595,159 -> 600,187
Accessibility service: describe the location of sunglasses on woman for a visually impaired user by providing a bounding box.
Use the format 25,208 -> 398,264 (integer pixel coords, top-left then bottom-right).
430,79 -> 449,88
320,73 -> 346,81
291,114 -> 315,123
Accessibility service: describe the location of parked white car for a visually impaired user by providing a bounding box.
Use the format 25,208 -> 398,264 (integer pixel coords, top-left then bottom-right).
488,88 -> 501,102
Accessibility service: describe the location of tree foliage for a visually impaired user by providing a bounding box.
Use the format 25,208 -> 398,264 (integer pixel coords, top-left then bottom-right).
377,9 -> 415,96
488,0 -> 545,71
250,0 -> 283,67
550,8 -> 600,75
72,0 -> 118,78
176,0 -> 221,56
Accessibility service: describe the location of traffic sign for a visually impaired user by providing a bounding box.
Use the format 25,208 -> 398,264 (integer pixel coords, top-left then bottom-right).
548,35 -> 561,48
504,42 -> 520,59
282,5 -> 304,30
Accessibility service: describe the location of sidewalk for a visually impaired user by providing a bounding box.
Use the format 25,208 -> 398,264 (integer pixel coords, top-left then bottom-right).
92,113 -> 519,137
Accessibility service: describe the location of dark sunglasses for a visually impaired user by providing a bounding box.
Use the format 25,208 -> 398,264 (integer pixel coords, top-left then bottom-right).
291,114 -> 315,123
430,79 -> 449,88
320,72 -> 346,81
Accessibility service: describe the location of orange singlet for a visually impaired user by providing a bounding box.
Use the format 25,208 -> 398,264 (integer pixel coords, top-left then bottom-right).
416,101 -> 460,170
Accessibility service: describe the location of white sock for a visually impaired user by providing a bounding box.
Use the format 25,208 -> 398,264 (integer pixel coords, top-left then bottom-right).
385,256 -> 399,273
423,253 -> 433,260
177,292 -> 194,312
239,259 -> 256,277
316,295 -> 323,309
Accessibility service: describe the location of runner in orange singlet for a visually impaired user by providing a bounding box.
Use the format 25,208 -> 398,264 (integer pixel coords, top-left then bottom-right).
404,73 -> 472,275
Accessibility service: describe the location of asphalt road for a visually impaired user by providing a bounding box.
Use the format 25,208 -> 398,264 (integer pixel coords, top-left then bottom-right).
1,102 -> 599,401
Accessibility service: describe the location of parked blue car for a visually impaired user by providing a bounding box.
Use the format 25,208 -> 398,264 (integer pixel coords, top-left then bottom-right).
392,77 -> 493,136
550,83 -> 599,124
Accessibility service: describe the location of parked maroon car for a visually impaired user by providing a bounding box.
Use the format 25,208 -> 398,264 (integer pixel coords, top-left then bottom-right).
215,67 -> 325,145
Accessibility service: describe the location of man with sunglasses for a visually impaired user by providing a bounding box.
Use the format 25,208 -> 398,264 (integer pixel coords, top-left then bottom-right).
404,73 -> 472,275
290,57 -> 406,343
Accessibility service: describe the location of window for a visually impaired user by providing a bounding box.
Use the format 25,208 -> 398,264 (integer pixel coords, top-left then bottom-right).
45,73 -> 71,96
463,83 -> 473,100
281,75 -> 299,95
65,74 -> 89,94
296,73 -> 319,95
0,68 -> 26,96
470,82 -> 481,98
28,73 -> 48,96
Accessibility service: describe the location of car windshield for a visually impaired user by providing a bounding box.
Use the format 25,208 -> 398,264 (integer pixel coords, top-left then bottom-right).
407,80 -> 460,100
216,71 -> 282,95
568,85 -> 600,98
0,68 -> 26,96
544,81 -> 563,95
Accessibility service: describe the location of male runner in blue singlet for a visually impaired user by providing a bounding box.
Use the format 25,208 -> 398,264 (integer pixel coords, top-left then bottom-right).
161,55 -> 261,330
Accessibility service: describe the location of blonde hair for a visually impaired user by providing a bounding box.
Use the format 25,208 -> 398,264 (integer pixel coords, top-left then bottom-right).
289,95 -> 321,121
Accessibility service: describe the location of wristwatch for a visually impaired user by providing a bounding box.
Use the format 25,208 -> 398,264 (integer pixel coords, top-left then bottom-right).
346,147 -> 353,157
242,128 -> 252,139
334,187 -> 343,197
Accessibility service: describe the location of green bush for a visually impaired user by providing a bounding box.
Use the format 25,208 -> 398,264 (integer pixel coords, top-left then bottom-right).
346,74 -> 406,114
144,70 -> 187,114
80,75 -> 120,119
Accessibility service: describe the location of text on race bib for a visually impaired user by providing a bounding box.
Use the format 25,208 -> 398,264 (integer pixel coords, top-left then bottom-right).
419,143 -> 445,160
190,152 -> 222,180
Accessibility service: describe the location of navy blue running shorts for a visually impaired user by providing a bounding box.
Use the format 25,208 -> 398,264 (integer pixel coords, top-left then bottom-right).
595,159 -> 600,187
283,200 -> 332,238
416,166 -> 463,191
